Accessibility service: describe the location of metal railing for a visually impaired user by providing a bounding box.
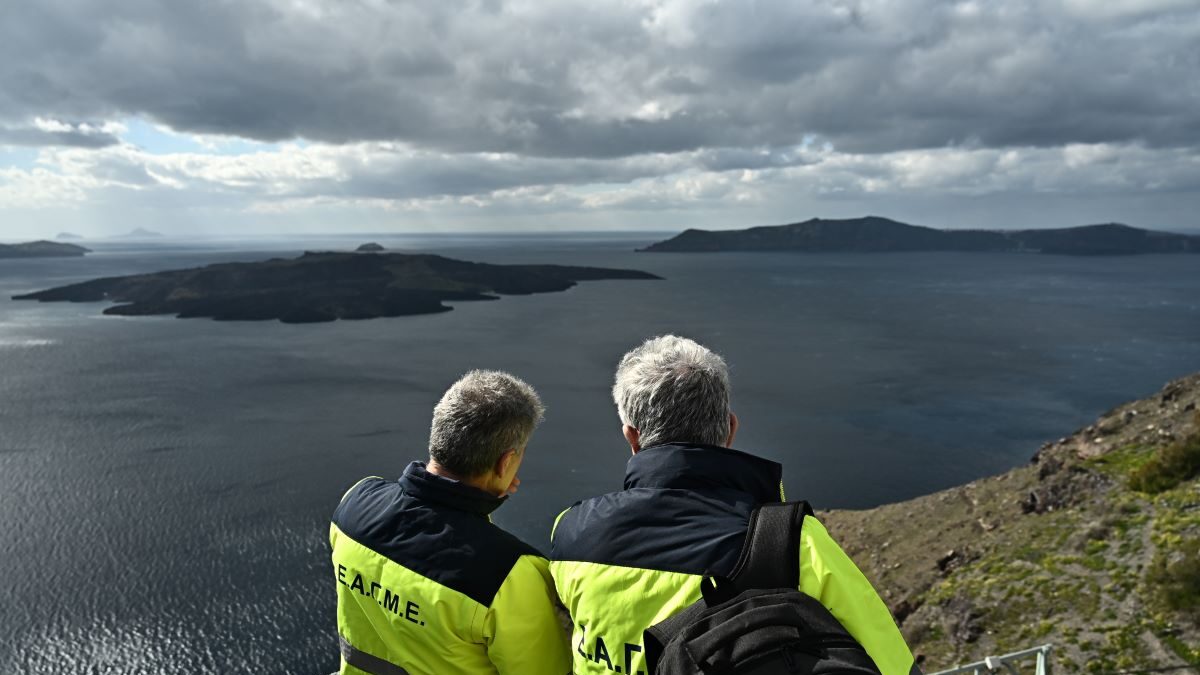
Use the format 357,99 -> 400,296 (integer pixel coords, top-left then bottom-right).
929,644 -> 1053,675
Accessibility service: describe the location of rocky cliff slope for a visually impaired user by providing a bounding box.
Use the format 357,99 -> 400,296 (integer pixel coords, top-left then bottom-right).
824,374 -> 1200,673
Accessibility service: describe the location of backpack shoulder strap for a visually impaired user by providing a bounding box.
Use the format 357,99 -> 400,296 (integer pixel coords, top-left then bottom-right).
728,501 -> 814,591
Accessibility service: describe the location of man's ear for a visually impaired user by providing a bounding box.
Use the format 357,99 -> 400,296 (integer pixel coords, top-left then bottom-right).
495,448 -> 519,477
726,412 -> 739,447
622,424 -> 641,455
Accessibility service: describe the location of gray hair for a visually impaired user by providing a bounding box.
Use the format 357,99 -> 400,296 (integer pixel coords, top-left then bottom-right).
612,335 -> 731,449
428,370 -> 545,477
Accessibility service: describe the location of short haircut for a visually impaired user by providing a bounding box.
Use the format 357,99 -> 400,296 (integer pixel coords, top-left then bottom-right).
428,370 -> 545,477
612,335 -> 731,449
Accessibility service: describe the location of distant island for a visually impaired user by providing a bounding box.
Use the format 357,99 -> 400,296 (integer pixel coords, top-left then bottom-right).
55,232 -> 84,241
643,217 -> 1200,255
0,240 -> 91,259
356,242 -> 385,252
12,251 -> 661,323
117,227 -> 163,239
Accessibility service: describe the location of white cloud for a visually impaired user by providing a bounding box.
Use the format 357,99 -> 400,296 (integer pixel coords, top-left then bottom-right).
32,118 -> 74,134
5,135 -> 1196,231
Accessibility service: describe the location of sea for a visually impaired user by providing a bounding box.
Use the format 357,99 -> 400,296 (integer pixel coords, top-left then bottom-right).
1,233 -> 1198,674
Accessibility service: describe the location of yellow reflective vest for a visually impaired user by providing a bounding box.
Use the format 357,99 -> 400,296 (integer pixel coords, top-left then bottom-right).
549,443 -> 918,675
331,463 -> 571,675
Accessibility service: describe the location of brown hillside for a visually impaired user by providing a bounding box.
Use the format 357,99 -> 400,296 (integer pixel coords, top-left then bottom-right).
823,374 -> 1200,673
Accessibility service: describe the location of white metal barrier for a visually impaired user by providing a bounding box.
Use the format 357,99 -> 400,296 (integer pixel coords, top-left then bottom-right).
929,644 -> 1053,675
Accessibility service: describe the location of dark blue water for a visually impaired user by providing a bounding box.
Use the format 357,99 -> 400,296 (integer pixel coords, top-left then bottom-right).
2,235 -> 1198,674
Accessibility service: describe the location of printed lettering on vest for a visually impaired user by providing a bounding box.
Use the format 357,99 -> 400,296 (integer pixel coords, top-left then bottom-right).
575,622 -> 646,675
336,563 -> 428,627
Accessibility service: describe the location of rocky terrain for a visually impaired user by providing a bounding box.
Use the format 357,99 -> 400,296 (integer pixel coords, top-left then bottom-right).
12,251 -> 661,323
824,374 -> 1200,673
644,217 -> 1200,255
0,240 -> 90,258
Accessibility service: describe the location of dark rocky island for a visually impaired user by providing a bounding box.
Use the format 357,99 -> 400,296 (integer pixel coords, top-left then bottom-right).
0,240 -> 91,259
644,216 -> 1200,255
356,242 -> 385,252
12,251 -> 661,323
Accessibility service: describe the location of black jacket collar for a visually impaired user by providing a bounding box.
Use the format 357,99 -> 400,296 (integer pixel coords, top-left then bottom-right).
399,461 -> 507,517
623,443 -> 783,504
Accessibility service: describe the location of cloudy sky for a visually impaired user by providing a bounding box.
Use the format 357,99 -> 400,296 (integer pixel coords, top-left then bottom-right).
2,0 -> 1198,238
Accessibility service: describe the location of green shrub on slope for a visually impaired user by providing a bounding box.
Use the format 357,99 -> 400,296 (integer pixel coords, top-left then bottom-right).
1146,537 -> 1200,622
1129,417 -> 1200,493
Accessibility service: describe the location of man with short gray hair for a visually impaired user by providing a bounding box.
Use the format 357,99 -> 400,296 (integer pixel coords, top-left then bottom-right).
550,336 -> 917,675
612,334 -> 736,451
331,370 -> 570,675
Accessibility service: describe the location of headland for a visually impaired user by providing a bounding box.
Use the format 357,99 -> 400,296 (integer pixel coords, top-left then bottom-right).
0,240 -> 91,259
644,217 -> 1200,255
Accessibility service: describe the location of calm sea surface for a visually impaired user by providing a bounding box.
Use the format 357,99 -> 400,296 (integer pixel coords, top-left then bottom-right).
2,234 -> 1199,674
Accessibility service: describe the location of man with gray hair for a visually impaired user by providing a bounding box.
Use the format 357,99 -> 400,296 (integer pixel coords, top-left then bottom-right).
549,336 -> 917,675
331,370 -> 570,675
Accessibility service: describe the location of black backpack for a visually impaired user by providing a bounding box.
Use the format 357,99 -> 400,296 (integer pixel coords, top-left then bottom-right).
642,501 -> 885,675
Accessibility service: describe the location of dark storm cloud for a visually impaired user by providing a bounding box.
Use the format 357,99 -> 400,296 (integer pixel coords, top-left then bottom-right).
0,125 -> 120,148
3,0 -> 1198,159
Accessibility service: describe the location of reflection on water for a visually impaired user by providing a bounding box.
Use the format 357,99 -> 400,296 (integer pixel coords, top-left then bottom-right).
2,235 -> 1199,674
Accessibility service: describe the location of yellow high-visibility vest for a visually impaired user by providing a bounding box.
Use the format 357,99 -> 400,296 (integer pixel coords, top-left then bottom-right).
550,443 -> 918,675
332,464 -> 571,675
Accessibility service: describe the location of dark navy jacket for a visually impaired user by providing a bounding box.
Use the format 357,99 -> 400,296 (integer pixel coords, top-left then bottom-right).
551,443 -> 784,575
331,462 -> 571,675
548,443 -> 916,675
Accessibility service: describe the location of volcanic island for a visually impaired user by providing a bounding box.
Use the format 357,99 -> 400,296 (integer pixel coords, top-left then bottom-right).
12,251 -> 661,323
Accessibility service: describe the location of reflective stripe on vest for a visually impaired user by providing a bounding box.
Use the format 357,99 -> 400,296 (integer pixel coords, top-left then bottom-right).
339,635 -> 410,675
